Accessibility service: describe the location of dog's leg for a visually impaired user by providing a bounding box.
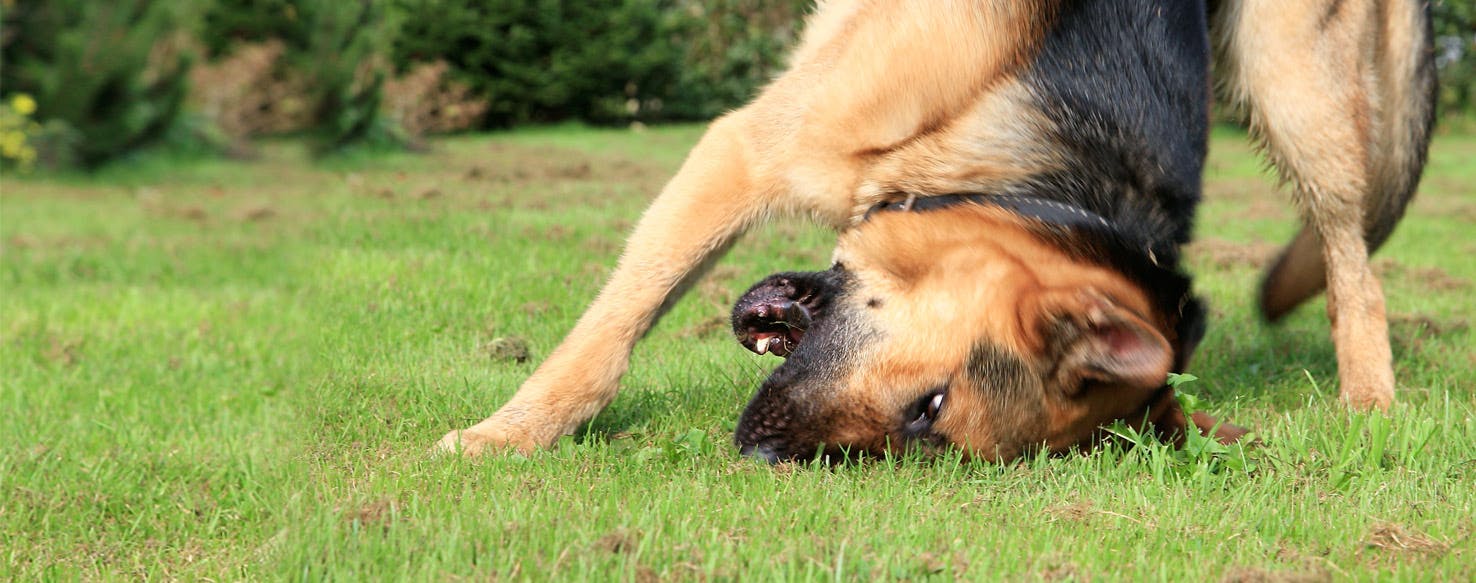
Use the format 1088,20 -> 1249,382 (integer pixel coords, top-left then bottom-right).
439,2 -> 1053,453
1213,0 -> 1434,410
439,113 -> 775,454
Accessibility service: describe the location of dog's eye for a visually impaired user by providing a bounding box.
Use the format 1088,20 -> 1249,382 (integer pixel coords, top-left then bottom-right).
924,392 -> 944,421
904,389 -> 947,435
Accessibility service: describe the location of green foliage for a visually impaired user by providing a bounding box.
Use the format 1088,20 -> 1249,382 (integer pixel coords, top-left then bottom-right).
295,0 -> 400,153
199,0 -> 400,154
1433,0 -> 1476,118
661,0 -> 809,120
1102,373 -> 1258,479
390,0 -> 806,127
0,0 -> 206,168
390,0 -> 680,127
201,0 -> 312,56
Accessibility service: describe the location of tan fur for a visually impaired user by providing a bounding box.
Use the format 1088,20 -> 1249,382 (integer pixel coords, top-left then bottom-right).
814,208 -> 1174,460
1214,0 -> 1433,410
439,1 -> 1056,454
440,0 -> 1431,454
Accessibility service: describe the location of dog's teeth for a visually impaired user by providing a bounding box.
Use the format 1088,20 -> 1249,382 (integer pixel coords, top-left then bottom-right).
755,337 -> 772,354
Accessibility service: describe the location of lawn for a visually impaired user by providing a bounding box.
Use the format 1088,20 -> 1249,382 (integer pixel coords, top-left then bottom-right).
2,124 -> 1472,580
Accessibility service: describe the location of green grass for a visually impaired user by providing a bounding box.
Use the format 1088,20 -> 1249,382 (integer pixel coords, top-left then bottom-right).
2,124 -> 1473,580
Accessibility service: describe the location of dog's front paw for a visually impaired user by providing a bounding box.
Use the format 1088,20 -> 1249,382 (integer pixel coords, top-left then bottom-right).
434,420 -> 543,457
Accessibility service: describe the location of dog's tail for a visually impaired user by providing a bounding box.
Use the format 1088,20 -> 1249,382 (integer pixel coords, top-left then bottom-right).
1212,0 -> 1438,322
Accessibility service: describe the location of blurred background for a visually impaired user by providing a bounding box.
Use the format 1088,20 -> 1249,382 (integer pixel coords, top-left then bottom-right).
0,0 -> 1472,172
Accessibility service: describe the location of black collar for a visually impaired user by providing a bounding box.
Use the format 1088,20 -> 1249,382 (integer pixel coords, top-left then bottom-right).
867,193 -> 1115,232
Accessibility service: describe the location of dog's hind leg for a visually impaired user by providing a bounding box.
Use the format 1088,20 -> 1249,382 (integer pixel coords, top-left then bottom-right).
1212,0 -> 1435,410
438,112 -> 778,454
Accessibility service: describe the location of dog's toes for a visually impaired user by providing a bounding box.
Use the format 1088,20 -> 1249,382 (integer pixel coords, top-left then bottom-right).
432,426 -> 533,457
432,429 -> 479,457
1339,388 -> 1393,412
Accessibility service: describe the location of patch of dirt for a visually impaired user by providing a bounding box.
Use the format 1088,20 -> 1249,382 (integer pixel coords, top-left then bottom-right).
1043,501 -> 1093,522
1185,238 -> 1280,270
176,206 -> 210,222
343,498 -> 398,529
594,528 -> 640,554
1202,176 -> 1280,203
1362,522 -> 1449,558
698,265 -> 744,310
1389,313 -> 1469,337
1228,198 -> 1290,221
43,337 -> 83,367
1220,567 -> 1330,583
523,224 -> 573,243
472,144 -> 665,186
413,186 -> 442,200
581,236 -> 619,256
1373,259 -> 1470,291
679,315 -> 730,340
483,337 -> 531,364
1038,561 -> 1082,582
234,204 -> 277,222
607,218 -> 634,234
520,300 -> 553,317
572,262 -> 611,286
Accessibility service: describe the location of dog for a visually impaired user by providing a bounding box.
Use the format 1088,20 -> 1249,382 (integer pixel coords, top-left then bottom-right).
439,0 -> 1436,462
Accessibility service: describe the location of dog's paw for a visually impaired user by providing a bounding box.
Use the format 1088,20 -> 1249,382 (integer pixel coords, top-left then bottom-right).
434,425 -> 538,457
1339,386 -> 1393,412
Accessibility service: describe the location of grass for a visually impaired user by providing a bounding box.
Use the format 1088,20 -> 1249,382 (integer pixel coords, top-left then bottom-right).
2,123 -> 1473,580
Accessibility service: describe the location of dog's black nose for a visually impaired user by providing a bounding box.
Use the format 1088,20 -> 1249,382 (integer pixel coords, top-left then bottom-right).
739,439 -> 785,464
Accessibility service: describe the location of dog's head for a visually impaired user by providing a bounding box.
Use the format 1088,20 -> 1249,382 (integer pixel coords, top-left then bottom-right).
731,201 -> 1246,463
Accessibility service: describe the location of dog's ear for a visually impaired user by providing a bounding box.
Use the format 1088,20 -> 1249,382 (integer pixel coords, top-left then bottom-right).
1040,291 -> 1173,390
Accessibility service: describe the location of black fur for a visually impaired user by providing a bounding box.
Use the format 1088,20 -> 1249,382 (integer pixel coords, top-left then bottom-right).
867,0 -> 1213,369
1021,0 -> 1210,260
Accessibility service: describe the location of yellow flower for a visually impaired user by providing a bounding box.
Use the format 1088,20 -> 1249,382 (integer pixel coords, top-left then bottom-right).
10,94 -> 37,116
1,130 -> 23,156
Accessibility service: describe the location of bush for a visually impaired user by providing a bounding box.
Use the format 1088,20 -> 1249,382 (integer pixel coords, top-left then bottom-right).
662,0 -> 807,120
197,0 -> 400,154
1433,0 -> 1476,120
295,0 -> 401,153
391,0 -> 678,127
382,61 -> 489,147
201,0 -> 312,57
389,0 -> 805,127
0,0 -> 206,168
188,40 -> 313,156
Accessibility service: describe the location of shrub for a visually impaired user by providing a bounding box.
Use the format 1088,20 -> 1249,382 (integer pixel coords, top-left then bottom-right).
391,0 -> 678,127
0,0 -> 206,168
295,0 -> 400,153
188,40 -> 314,156
200,0 -> 312,57
382,61 -> 489,147
198,0 -> 399,154
1433,0 -> 1476,120
662,0 -> 807,120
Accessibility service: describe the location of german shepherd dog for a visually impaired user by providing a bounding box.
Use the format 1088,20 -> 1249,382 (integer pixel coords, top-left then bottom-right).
439,0 -> 1435,462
